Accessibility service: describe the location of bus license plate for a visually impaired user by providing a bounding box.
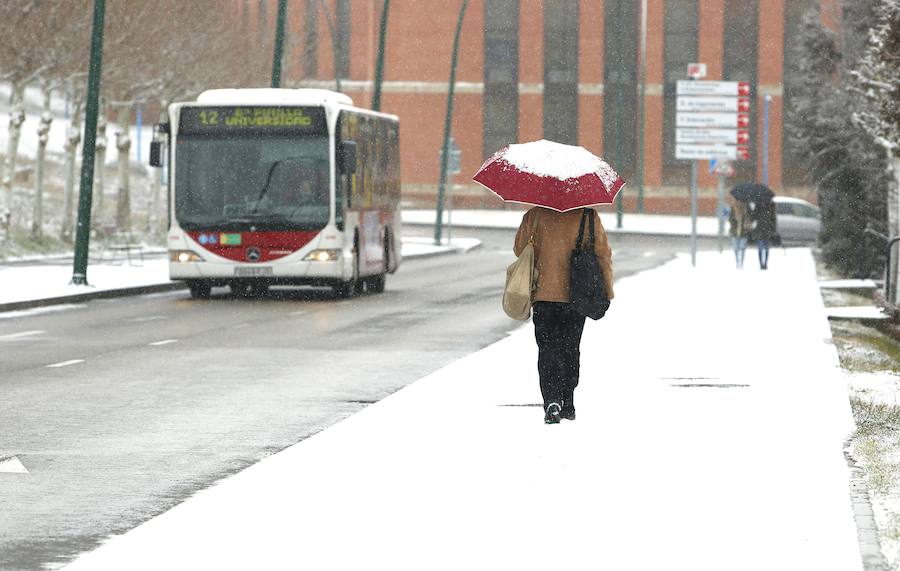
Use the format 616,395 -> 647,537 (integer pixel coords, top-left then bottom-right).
234,266 -> 273,277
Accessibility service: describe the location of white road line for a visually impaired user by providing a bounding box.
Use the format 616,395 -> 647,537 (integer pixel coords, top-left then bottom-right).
129,315 -> 167,323
0,330 -> 46,340
149,339 -> 178,346
46,359 -> 85,368
288,310 -> 307,316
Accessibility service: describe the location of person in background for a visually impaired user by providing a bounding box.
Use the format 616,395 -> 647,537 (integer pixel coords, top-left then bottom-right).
753,198 -> 778,270
728,199 -> 753,269
514,207 -> 615,424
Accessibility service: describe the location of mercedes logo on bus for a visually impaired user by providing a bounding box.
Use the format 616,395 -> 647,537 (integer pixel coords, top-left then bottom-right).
246,247 -> 262,262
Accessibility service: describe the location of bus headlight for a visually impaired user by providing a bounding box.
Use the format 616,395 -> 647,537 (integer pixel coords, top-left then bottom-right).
303,249 -> 341,262
170,250 -> 204,263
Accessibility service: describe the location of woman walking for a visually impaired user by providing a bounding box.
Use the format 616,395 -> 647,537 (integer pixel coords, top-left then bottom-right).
514,207 -> 615,424
728,200 -> 753,269
753,198 -> 778,270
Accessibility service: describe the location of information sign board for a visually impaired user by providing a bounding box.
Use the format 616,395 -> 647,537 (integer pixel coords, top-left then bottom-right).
676,144 -> 740,160
676,80 -> 751,97
676,96 -> 751,113
676,128 -> 749,145
676,112 -> 750,129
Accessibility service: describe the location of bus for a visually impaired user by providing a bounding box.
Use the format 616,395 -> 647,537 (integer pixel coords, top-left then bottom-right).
150,88 -> 401,299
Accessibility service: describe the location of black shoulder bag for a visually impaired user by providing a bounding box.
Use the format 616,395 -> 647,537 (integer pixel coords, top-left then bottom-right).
569,209 -> 610,320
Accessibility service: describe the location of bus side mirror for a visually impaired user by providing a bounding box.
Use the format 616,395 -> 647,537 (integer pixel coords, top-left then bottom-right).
149,141 -> 163,167
340,141 -> 357,174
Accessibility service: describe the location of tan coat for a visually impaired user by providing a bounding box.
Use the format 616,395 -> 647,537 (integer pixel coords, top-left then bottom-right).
514,207 -> 615,303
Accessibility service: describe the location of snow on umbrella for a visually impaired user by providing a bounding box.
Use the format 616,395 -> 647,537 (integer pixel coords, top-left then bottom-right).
730,182 -> 774,203
472,139 -> 625,212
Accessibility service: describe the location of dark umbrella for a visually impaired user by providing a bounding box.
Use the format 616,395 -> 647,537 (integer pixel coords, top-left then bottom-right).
730,182 -> 774,203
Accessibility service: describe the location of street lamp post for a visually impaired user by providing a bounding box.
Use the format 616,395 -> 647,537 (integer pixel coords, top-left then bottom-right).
614,0 -> 625,228
434,0 -> 469,245
318,0 -> 343,92
71,0 -> 107,286
271,0 -> 288,88
372,0 -> 391,111
635,0 -> 647,213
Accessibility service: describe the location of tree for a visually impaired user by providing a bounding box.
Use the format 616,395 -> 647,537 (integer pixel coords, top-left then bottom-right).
0,1 -> 90,237
788,6 -> 890,279
849,0 -> 900,302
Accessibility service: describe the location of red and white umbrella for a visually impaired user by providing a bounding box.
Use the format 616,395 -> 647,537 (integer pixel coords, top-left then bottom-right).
473,139 -> 625,212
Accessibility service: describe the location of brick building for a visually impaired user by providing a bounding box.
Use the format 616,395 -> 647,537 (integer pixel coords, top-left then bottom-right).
230,0 -> 841,214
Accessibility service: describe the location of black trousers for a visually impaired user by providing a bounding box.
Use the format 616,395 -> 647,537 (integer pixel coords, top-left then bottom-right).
533,301 -> 586,411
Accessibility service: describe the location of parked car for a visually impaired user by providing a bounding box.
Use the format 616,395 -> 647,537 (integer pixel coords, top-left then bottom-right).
772,196 -> 821,244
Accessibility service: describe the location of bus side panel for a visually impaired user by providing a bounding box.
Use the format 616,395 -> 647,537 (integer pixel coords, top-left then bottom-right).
338,110 -> 401,277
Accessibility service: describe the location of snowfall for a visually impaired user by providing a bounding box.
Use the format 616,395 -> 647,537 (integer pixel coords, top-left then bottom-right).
57,247 -> 872,571
1,81 -> 894,570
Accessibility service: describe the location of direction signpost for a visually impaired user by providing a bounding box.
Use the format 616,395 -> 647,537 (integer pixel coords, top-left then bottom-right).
675,70 -> 752,266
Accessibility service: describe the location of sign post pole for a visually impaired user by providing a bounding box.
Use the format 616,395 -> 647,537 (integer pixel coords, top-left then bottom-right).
717,171 -> 726,253
71,0 -> 106,286
676,75 -> 752,267
690,160 -> 698,267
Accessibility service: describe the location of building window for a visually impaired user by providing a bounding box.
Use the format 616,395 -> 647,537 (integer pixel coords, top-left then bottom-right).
483,0 -> 519,159
544,1 -> 579,145
723,0 -> 758,182
662,0 -> 698,186
782,1 -> 816,186
336,0 -> 351,79
603,0 -> 638,179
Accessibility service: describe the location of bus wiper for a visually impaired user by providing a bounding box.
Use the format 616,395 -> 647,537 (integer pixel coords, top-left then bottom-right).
250,157 -> 301,214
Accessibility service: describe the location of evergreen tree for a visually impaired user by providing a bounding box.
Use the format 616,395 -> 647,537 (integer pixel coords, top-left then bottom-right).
849,0 -> 900,301
788,6 -> 889,278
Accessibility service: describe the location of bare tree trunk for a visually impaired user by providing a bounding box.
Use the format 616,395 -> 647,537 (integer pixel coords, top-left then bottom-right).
32,83 -> 53,240
61,99 -> 83,241
115,104 -> 132,231
93,102 -> 107,227
2,80 -> 26,230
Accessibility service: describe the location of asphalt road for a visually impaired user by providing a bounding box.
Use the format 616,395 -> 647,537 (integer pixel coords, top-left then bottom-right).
0,227 -> 718,570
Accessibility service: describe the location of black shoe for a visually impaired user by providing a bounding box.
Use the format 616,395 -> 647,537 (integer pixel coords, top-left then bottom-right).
560,407 -> 576,421
544,402 -> 561,424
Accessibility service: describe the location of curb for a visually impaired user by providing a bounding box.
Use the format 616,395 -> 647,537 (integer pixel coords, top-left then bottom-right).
0,282 -> 187,314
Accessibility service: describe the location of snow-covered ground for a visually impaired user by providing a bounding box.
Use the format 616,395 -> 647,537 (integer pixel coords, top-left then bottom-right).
0,83 -> 155,168
63,248 -> 866,570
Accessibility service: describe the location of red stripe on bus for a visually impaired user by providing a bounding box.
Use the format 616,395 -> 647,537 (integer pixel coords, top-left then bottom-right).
186,231 -> 320,262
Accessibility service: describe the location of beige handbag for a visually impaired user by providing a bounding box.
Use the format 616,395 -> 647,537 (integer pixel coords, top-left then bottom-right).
502,217 -> 539,320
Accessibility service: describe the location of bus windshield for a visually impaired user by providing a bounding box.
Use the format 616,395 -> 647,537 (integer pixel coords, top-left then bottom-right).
174,135 -> 330,231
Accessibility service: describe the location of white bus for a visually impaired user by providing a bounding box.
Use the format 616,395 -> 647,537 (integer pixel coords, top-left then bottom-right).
150,88 -> 401,299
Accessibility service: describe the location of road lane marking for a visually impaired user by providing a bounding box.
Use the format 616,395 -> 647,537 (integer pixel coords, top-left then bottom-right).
46,359 -> 85,368
128,315 -> 167,323
149,339 -> 178,346
0,456 -> 29,474
0,330 -> 46,340
288,310 -> 307,316
0,305 -> 86,320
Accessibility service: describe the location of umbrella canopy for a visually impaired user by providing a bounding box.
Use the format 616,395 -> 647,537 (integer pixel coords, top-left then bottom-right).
473,139 -> 625,212
730,182 -> 774,203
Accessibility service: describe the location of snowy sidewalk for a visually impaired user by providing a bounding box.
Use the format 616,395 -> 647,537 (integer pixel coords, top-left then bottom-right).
0,237 -> 480,311
64,248 -> 862,571
403,208 -> 722,237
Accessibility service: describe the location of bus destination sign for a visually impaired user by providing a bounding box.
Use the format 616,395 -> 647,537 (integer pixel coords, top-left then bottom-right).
179,106 -> 327,135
